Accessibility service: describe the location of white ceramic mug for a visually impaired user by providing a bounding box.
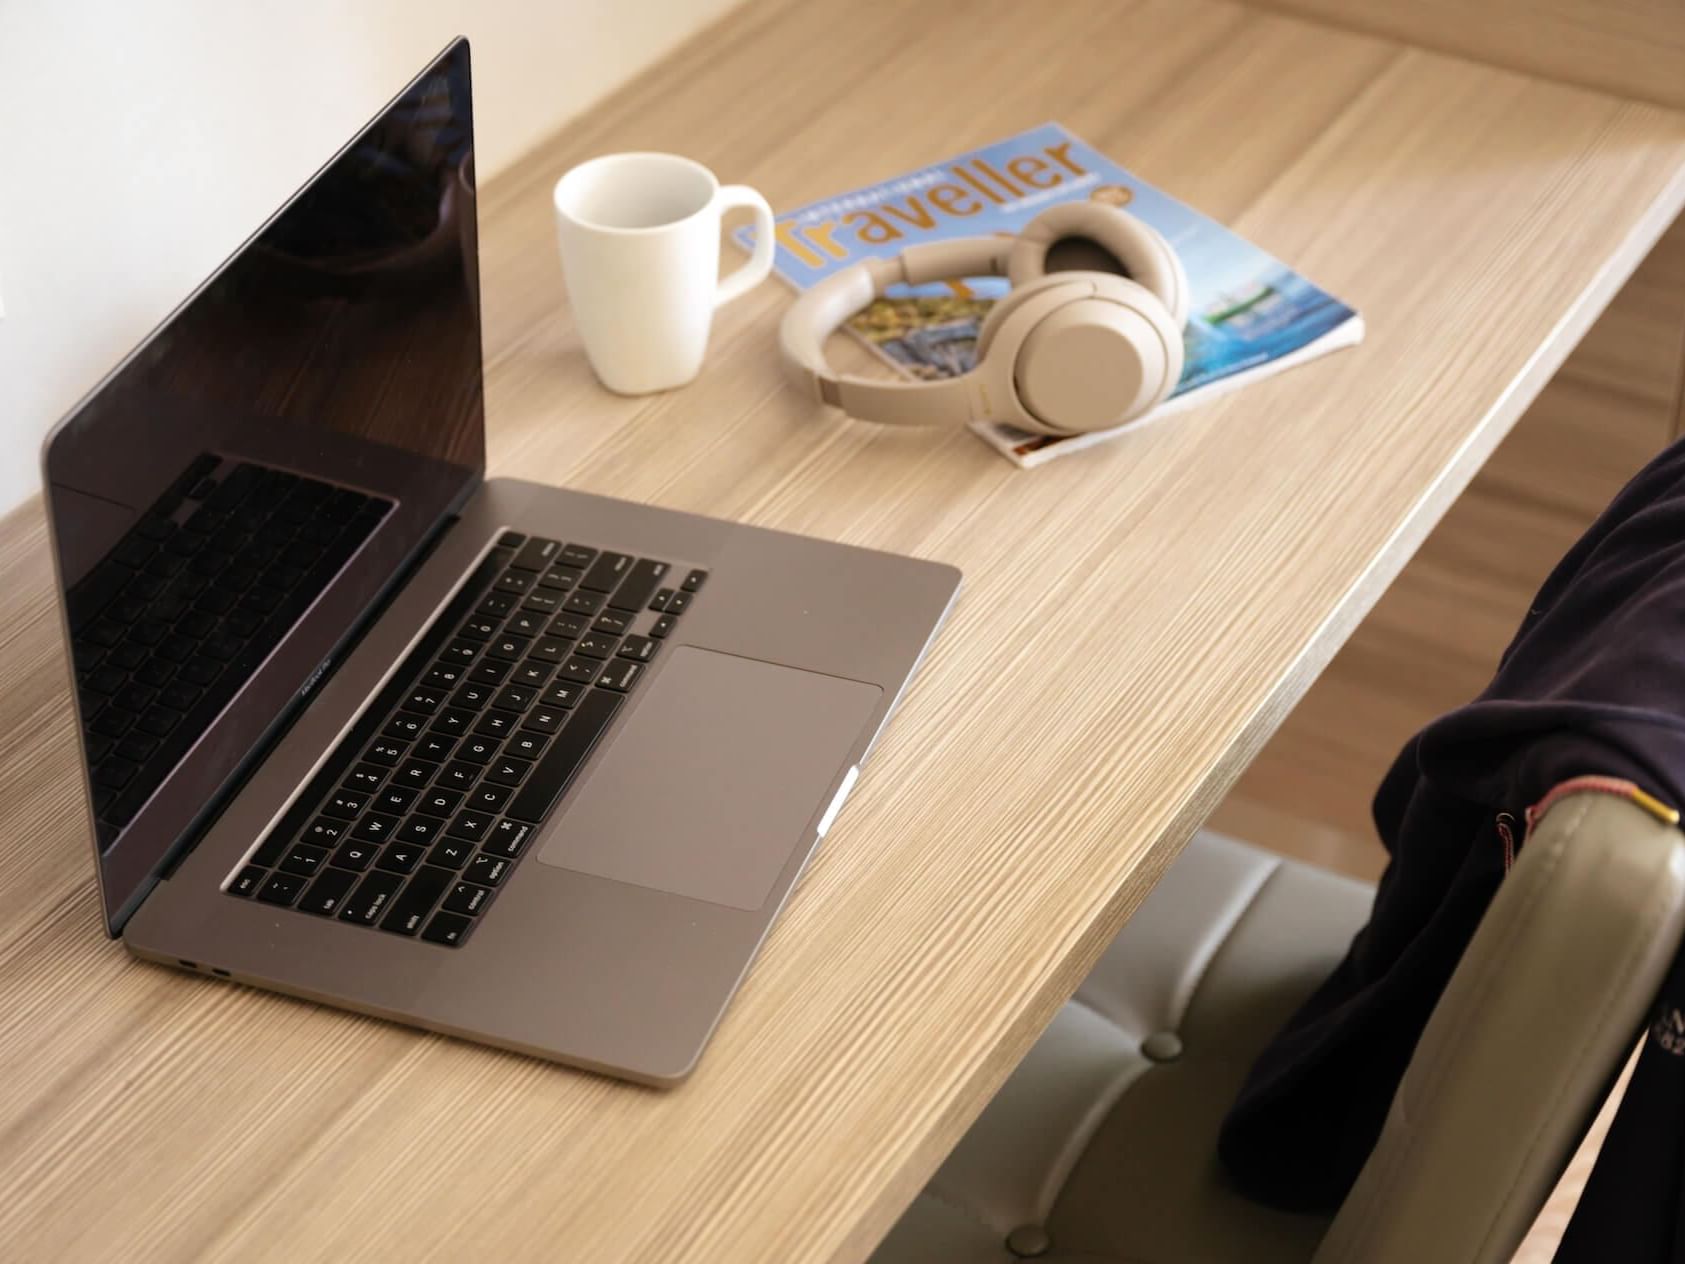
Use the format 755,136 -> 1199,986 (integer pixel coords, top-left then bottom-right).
553,152 -> 775,395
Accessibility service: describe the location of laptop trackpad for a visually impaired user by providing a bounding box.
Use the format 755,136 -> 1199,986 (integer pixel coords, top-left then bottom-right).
535,646 -> 882,910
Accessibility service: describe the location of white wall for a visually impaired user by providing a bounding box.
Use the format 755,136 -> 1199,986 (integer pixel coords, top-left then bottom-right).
0,0 -> 741,516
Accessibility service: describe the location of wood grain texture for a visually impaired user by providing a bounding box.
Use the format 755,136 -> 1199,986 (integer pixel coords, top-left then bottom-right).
3,2 -> 1685,1261
1243,0 -> 1685,112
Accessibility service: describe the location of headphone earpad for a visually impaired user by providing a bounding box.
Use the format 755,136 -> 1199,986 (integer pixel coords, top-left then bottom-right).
1009,203 -> 1190,327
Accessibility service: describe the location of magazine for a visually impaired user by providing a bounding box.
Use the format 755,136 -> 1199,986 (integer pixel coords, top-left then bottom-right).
735,122 -> 1363,468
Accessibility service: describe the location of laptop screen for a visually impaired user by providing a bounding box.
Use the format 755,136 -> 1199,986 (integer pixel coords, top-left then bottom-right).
42,40 -> 484,931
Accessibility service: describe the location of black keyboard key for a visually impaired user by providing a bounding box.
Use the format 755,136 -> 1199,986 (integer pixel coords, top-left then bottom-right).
649,588 -> 675,612
484,633 -> 530,662
538,566 -> 581,591
345,764 -> 387,793
332,839 -> 379,872
159,681 -> 202,711
505,732 -> 547,762
417,788 -> 464,818
484,819 -> 533,859
380,865 -> 454,936
257,871 -> 307,906
575,634 -> 618,660
375,841 -> 427,875
432,706 -> 478,737
492,684 -> 537,712
230,865 -> 266,898
607,558 -> 670,612
323,789 -> 368,819
473,711 -> 518,740
450,681 -> 497,711
300,817 -> 349,847
397,815 -> 446,847
505,610 -> 549,638
112,687 -> 155,717
591,610 -> 632,636
494,571 -> 533,595
498,531 -> 527,549
648,615 -> 677,639
466,854 -> 512,888
469,660 -> 510,687
457,736 -> 499,765
476,593 -> 515,619
505,688 -> 623,823
548,613 -> 589,640
405,685 -> 446,715
393,759 -> 440,790
527,636 -> 571,664
422,911 -> 474,947
558,656 -> 601,685
595,658 -> 644,692
440,638 -> 480,666
177,658 -> 221,686
559,543 -> 597,568
682,568 -> 708,592
443,881 -> 494,916
579,551 -> 632,593
299,867 -> 358,917
339,871 -> 403,925
424,663 -> 466,691
384,711 -> 429,741
137,705 -> 186,738
522,589 -> 564,616
665,590 -> 693,614
541,680 -> 588,709
364,738 -> 407,767
522,706 -> 567,734
351,812 -> 402,844
435,761 -> 479,793
430,837 -> 476,869
279,843 -> 330,878
561,590 -> 603,616
617,635 -> 657,663
510,536 -> 561,572
415,733 -> 457,763
373,785 -> 420,815
458,615 -> 499,641
466,780 -> 511,815
448,809 -> 495,842
93,757 -> 139,789
484,756 -> 532,787
511,660 -> 554,688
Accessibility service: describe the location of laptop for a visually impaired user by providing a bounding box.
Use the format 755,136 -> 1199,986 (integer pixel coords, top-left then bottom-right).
42,39 -> 958,1085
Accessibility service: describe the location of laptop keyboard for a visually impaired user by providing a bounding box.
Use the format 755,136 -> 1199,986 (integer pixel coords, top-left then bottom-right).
69,453 -> 392,846
227,532 -> 704,948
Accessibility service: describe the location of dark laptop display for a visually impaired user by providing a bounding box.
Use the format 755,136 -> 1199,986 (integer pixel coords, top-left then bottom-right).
44,41 -> 484,929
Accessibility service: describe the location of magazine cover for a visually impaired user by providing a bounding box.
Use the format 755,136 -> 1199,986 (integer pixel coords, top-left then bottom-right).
736,122 -> 1363,467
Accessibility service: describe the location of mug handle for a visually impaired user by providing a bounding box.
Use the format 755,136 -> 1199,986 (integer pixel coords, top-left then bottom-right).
715,185 -> 776,308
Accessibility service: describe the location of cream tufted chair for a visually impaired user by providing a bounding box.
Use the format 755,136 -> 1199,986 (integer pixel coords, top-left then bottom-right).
873,791 -> 1685,1264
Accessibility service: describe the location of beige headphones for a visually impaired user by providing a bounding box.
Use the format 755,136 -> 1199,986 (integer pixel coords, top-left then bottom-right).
779,202 -> 1189,437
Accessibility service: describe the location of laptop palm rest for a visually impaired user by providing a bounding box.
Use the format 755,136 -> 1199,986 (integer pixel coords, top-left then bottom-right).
535,646 -> 883,910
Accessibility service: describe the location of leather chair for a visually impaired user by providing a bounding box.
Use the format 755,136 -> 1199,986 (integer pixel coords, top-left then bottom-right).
873,790 -> 1685,1263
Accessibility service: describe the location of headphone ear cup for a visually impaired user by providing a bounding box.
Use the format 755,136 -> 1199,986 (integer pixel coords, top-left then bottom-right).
1009,203 -> 1189,328
1009,274 -> 1184,435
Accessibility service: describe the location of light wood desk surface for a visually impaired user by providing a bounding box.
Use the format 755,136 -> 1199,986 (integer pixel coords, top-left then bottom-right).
4,1 -> 1685,1260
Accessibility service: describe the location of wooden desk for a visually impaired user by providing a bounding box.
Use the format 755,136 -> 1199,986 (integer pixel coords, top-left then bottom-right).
3,1 -> 1684,1259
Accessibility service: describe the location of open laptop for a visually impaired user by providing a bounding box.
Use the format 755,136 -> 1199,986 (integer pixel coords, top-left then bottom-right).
41,39 -> 958,1084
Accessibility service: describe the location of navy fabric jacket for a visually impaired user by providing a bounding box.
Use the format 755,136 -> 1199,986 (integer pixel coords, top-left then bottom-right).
1218,437 -> 1685,1259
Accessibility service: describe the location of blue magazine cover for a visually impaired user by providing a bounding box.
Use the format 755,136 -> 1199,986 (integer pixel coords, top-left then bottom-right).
736,122 -> 1363,466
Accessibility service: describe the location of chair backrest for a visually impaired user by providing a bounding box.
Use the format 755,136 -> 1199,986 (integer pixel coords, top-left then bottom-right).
1314,789 -> 1685,1263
